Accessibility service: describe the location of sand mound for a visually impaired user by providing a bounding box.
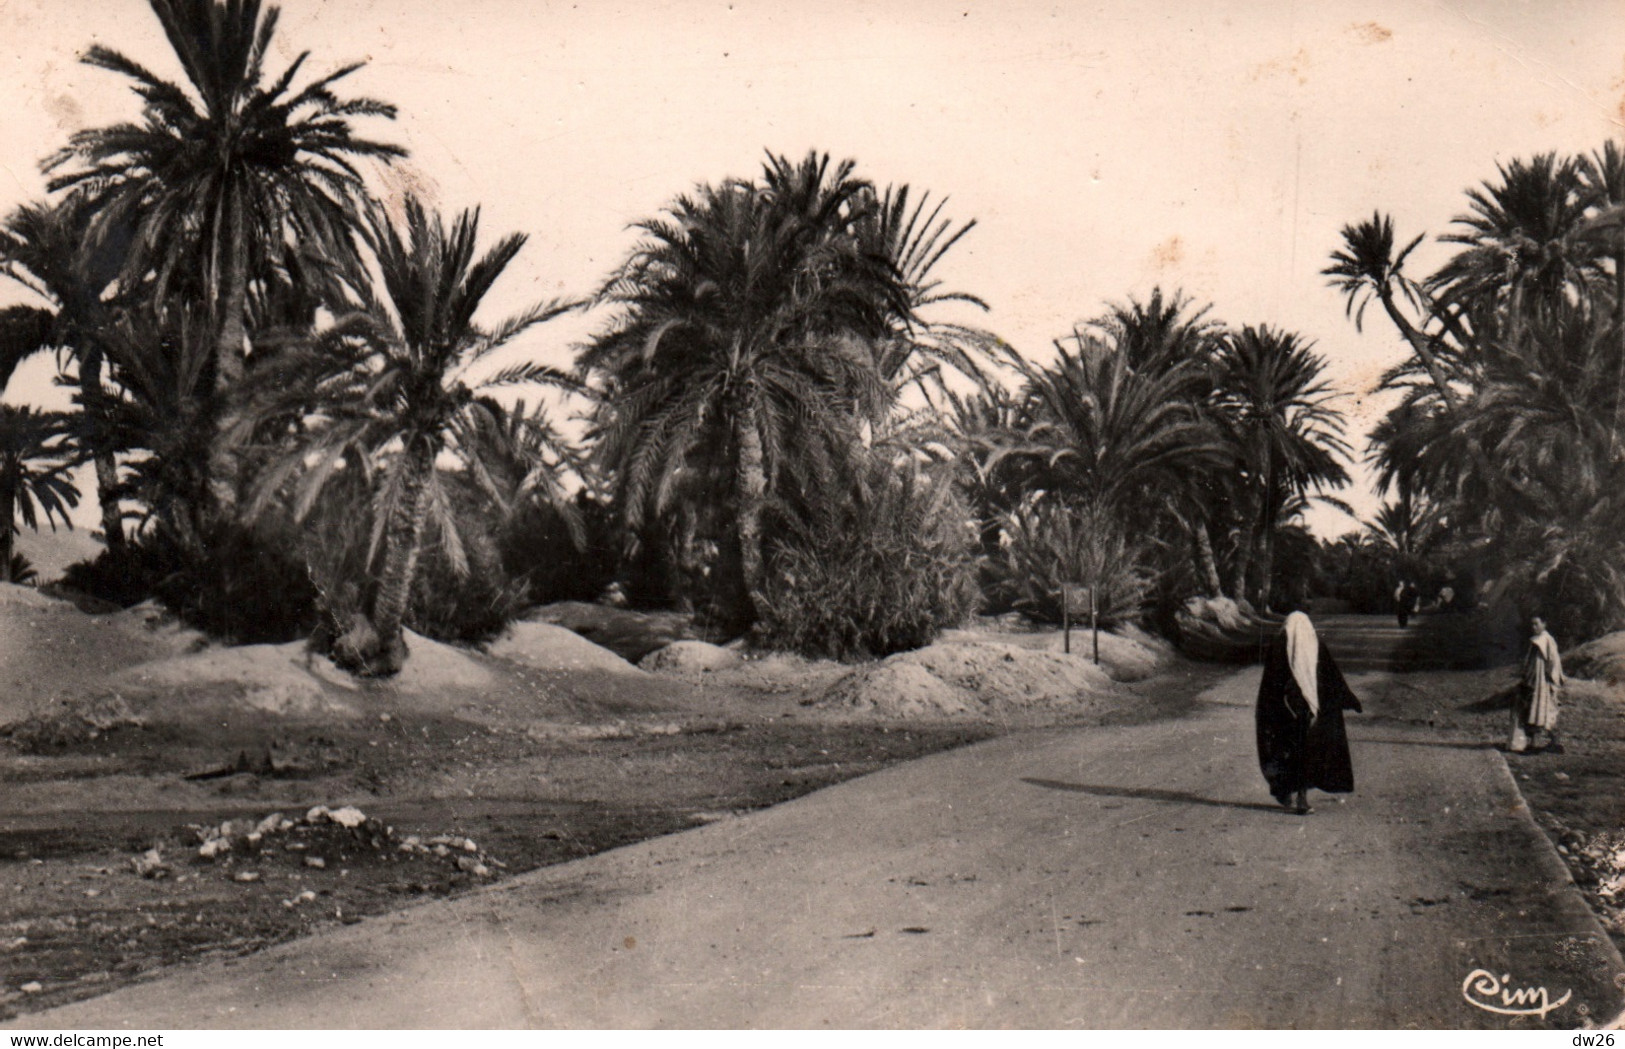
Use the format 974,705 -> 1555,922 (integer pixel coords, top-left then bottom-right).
0,582 -> 62,609
1567,632 -> 1625,686
821,660 -> 978,718
940,622 -> 1170,682
640,640 -> 738,673
1035,631 -> 1165,681
489,621 -> 647,677
388,630 -> 499,692
110,641 -> 357,718
820,641 -> 1111,719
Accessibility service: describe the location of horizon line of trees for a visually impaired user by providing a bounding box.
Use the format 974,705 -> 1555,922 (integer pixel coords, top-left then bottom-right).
0,0 -> 1616,676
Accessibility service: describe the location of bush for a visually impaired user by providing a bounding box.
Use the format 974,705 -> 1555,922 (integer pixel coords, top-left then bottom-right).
152,522 -> 319,644
755,460 -> 979,660
985,499 -> 1151,628
407,504 -> 530,645
501,492 -> 617,606
60,545 -> 160,607
6,553 -> 37,586
62,522 -> 317,643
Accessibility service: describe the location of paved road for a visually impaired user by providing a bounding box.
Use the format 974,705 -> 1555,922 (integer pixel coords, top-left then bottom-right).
1312,613 -> 1519,674
22,668 -> 1624,1029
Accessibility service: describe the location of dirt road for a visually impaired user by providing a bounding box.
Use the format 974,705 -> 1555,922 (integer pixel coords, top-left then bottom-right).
21,667 -> 1624,1029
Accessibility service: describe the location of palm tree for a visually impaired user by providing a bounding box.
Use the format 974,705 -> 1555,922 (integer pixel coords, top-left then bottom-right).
1579,141 -> 1625,458
1089,287 -> 1231,595
0,407 -> 80,583
0,195 -> 132,549
583,151 -> 904,630
243,197 -> 576,676
1324,212 -> 1464,411
1213,325 -> 1350,609
1429,154 -> 1596,336
1091,286 -> 1222,373
45,0 -> 405,504
851,183 -> 1001,399
1009,335 -> 1227,530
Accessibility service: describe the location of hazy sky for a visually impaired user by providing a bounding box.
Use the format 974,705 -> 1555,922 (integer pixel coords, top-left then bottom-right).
1,0 -> 1621,535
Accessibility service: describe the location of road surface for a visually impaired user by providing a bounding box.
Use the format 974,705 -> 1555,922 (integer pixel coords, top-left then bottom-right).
20,662 -> 1622,1029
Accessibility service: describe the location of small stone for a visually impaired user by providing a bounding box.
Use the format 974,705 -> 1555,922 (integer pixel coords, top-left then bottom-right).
20,982 -> 42,994
304,856 -> 327,870
130,848 -> 170,879
234,871 -> 261,883
327,807 -> 366,829
198,838 -> 231,860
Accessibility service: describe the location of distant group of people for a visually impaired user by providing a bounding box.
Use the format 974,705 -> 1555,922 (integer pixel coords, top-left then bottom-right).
1254,610 -> 1565,813
1393,580 -> 1464,627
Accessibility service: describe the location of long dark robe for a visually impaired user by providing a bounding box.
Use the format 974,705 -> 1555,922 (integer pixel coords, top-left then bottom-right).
1255,631 -> 1363,800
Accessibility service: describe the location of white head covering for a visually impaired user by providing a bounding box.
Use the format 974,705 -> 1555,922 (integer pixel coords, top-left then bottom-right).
1284,611 -> 1319,718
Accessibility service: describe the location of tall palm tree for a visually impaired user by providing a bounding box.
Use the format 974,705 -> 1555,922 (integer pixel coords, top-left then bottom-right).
45,0 -> 405,505
583,152 -> 905,630
1088,287 -> 1232,595
243,197 -> 576,676
1213,325 -> 1350,609
0,195 -> 132,549
1324,212 -> 1464,411
0,407 -> 80,583
1579,141 -> 1625,459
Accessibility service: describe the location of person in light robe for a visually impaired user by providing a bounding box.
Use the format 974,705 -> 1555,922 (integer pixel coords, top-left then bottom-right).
1508,615 -> 1564,754
1255,611 -> 1363,814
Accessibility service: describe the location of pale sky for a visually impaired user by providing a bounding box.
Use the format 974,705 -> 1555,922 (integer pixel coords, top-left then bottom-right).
1,0 -> 1622,537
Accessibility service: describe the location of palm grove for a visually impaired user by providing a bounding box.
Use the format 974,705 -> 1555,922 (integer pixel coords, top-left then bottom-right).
1,1 -> 1620,678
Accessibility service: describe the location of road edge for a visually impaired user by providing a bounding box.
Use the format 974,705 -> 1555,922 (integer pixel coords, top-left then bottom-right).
1491,750 -> 1625,1029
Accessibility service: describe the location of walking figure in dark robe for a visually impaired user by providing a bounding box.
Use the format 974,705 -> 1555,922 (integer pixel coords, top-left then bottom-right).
1256,612 -> 1363,815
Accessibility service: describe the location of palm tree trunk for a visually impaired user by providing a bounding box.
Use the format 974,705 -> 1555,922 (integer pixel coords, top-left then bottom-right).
1612,238 -> 1625,460
0,471 -> 15,583
344,440 -> 434,676
78,346 -> 124,552
733,396 -> 769,629
209,193 -> 250,513
1250,458 -> 1278,611
1195,520 -> 1224,598
1229,531 -> 1249,604
1379,288 -> 1461,412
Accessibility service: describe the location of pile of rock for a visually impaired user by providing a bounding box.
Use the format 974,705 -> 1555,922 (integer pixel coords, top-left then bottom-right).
1549,820 -> 1625,932
129,804 -> 502,883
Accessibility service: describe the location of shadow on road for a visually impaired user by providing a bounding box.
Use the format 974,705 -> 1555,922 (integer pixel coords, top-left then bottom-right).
1353,736 -> 1499,752
1019,777 -> 1285,814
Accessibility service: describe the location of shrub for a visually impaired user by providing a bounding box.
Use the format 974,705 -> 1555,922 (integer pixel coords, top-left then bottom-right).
756,459 -> 979,659
985,498 -> 1151,628
61,544 -> 162,607
59,522 -> 316,643
6,553 -> 37,586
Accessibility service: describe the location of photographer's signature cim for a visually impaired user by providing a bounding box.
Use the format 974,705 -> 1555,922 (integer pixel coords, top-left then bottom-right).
1461,969 -> 1571,1018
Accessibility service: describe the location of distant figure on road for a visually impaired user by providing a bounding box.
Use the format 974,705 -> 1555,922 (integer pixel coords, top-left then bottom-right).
1256,611 -> 1364,815
1394,580 -> 1418,627
1508,615 -> 1565,754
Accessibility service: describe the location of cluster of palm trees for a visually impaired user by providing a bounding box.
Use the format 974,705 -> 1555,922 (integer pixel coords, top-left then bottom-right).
961,291 -> 1349,627
0,0 -> 1368,675
1327,145 -> 1625,640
